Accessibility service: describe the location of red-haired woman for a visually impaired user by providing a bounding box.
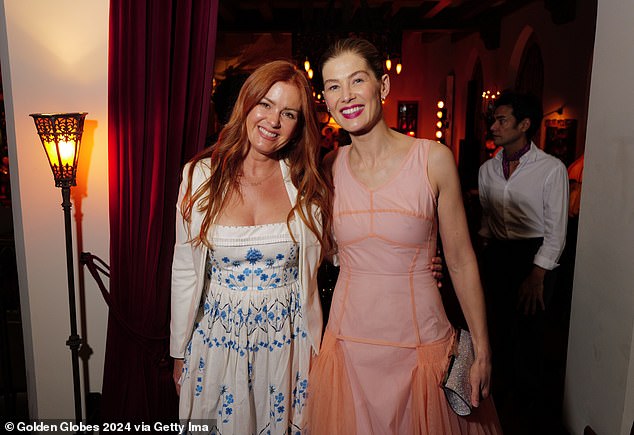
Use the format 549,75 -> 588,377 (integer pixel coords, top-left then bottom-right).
170,60 -> 333,434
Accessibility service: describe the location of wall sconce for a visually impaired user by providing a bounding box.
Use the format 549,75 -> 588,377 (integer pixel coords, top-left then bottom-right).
543,104 -> 565,117
30,112 -> 87,424
386,56 -> 403,74
435,100 -> 448,143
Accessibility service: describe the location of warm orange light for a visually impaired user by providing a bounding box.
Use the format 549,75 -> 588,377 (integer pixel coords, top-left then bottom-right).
304,58 -> 310,72
437,111 -> 444,119
45,140 -> 76,168
308,68 -> 314,79
483,90 -> 500,100
385,58 -> 392,71
437,101 -> 445,109
436,121 -> 443,129
396,63 -> 402,74
408,131 -> 415,137
436,131 -> 443,139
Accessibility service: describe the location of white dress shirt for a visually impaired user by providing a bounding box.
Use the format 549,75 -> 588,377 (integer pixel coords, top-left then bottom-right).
478,143 -> 569,270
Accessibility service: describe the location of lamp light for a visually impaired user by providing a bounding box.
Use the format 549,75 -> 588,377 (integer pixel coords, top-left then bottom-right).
385,56 -> 392,71
30,112 -> 87,424
396,63 -> 402,74
307,68 -> 314,80
31,113 -> 87,187
482,89 -> 500,113
304,57 -> 310,72
435,101 -> 447,144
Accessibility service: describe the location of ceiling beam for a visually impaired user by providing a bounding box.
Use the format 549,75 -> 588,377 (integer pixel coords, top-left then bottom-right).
424,0 -> 458,19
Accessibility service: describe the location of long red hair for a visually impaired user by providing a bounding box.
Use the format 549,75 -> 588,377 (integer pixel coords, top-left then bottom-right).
181,60 -> 333,255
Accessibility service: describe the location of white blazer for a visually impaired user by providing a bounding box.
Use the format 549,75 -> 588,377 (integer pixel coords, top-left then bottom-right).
169,158 -> 324,358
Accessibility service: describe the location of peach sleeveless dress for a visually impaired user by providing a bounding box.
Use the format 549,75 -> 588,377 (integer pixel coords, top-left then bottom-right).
308,139 -> 501,434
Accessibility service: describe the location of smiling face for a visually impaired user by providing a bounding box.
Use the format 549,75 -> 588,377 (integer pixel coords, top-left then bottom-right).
245,81 -> 302,158
322,51 -> 388,135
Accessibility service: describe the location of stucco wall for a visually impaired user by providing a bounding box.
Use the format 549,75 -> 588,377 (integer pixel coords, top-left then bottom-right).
0,0 -> 109,419
564,0 -> 634,433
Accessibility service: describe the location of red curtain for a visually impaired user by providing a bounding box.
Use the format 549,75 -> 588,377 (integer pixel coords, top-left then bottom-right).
102,0 -> 218,421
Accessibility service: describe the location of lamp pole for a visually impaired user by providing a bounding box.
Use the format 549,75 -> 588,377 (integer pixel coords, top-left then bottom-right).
62,185 -> 83,424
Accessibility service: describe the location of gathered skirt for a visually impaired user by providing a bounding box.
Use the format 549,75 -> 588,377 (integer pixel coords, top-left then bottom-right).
307,329 -> 502,435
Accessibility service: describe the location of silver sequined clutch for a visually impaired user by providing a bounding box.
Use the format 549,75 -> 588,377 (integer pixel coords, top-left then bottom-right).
441,328 -> 474,416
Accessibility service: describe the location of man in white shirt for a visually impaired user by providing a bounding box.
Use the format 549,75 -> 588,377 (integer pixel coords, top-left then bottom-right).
478,91 -> 568,433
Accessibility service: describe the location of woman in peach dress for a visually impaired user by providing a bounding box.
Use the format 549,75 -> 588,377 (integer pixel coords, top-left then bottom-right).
307,38 -> 501,434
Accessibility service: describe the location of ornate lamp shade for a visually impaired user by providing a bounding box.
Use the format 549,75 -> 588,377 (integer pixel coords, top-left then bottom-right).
30,112 -> 87,188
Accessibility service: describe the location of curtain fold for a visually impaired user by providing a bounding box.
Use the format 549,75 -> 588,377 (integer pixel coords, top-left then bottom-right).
102,0 -> 218,421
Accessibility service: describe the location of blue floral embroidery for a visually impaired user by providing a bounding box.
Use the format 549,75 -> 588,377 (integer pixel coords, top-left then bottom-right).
269,386 -> 286,423
195,376 -> 203,397
192,279 -> 307,356
218,385 -> 233,424
292,372 -> 308,412
184,239 -> 309,433
245,248 -> 263,264
207,244 -> 298,292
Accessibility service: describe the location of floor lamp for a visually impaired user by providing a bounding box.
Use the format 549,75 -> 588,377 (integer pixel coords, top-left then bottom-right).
30,112 -> 88,424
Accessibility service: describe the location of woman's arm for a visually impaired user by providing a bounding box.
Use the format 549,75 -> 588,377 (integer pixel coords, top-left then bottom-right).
428,142 -> 491,407
170,163 -> 198,393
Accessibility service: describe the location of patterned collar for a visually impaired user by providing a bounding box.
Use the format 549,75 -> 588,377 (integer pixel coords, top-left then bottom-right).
502,141 -> 531,179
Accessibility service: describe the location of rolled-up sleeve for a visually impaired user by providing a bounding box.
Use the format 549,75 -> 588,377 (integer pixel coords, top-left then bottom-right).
534,163 -> 569,270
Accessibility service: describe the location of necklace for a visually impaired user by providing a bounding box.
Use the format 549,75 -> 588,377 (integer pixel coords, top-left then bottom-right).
239,167 -> 278,187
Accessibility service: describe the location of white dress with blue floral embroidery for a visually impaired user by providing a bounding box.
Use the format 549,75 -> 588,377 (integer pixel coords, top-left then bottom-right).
179,222 -> 310,435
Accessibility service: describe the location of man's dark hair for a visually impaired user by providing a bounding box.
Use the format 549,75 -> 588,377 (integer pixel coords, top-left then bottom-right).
494,91 -> 543,140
